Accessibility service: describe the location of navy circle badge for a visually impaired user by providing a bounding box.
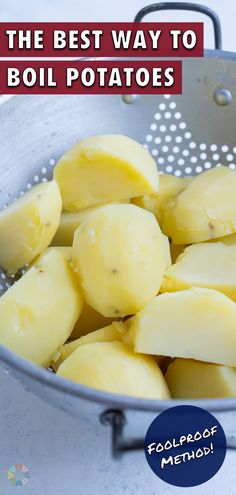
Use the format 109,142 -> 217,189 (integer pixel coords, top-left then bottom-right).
144,405 -> 227,487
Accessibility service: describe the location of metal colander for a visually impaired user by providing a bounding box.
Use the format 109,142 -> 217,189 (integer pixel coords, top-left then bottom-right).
1,2 -> 236,457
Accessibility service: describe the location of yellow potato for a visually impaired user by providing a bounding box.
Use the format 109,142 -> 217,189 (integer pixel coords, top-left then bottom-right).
52,322 -> 126,370
54,135 -> 159,211
70,302 -> 117,338
163,166 -> 236,244
0,250 -> 83,367
123,315 -> 135,329
0,181 -> 62,274
51,200 -> 130,246
122,316 -> 164,365
32,246 -> 72,266
57,341 -> 170,399
127,288 -> 236,366
165,358 -> 236,398
72,204 -> 170,317
162,242 -> 236,301
133,174 -> 191,227
122,319 -> 137,346
169,243 -> 187,263
31,246 -> 115,339
51,207 -> 103,246
209,232 -> 236,245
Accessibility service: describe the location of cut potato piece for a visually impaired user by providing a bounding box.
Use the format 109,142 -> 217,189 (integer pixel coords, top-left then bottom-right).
128,288 -> 236,366
32,246 -> 116,339
51,207 -> 104,246
162,234 -> 172,269
70,302 -> 117,339
72,204 -> 170,317
0,181 -> 62,274
0,250 -> 83,367
163,166 -> 236,244
210,232 -> 236,245
165,358 -> 236,398
162,242 -> 236,301
122,320 -> 137,346
133,174 -> 192,227
32,246 -> 72,266
57,341 -> 170,399
52,322 -> 126,370
54,135 -> 159,211
51,200 -> 130,246
169,243 -> 187,263
122,327 -> 163,365
122,319 -> 165,365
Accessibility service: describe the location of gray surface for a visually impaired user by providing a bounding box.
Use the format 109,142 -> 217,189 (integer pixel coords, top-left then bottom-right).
0,365 -> 236,495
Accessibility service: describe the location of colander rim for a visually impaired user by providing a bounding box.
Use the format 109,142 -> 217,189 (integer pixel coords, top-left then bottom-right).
1,52 -> 236,413
0,345 -> 236,412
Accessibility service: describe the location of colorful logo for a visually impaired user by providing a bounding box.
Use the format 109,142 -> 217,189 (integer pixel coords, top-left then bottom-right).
7,464 -> 30,486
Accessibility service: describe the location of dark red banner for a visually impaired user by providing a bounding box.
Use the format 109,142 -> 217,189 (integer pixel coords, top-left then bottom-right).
0,23 -> 203,57
0,60 -> 182,94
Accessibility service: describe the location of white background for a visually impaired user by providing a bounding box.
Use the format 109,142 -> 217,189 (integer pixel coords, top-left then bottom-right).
0,1 -> 236,494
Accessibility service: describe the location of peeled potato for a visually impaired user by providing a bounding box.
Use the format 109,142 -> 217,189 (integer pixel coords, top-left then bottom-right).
51,207 -> 104,246
133,174 -> 192,226
32,246 -> 114,339
70,302 -> 117,338
72,204 -> 170,317
163,166 -> 236,244
51,200 -> 130,246
127,288 -> 236,366
169,243 -> 187,263
122,315 -> 136,344
32,246 -> 72,266
52,322 -> 126,370
54,135 -> 159,211
57,341 -> 170,399
210,232 -> 236,245
165,358 -> 236,398
0,250 -> 83,367
162,242 -> 236,301
0,181 -> 62,274
122,325 -> 163,365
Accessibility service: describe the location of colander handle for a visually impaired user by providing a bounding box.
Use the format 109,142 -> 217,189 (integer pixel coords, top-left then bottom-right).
100,409 -> 143,459
134,2 -> 222,50
101,409 -> 236,459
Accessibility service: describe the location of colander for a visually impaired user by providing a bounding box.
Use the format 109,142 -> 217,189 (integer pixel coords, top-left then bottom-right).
1,2 -> 236,458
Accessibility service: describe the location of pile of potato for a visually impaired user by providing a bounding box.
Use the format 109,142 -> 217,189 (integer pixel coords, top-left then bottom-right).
1,134 -> 236,400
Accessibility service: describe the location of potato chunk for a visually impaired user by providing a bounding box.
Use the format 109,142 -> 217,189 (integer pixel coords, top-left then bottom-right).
72,204 -> 170,317
32,246 -> 72,266
210,232 -> 236,245
52,322 -> 126,370
165,358 -> 236,398
57,341 -> 170,399
54,135 -> 159,211
51,200 -> 130,246
162,242 -> 236,301
51,207 -> 104,246
71,302 -> 117,338
32,246 -> 115,339
133,174 -> 191,227
0,250 -> 83,367
169,243 -> 187,263
128,288 -> 236,366
163,166 -> 236,244
0,181 -> 62,274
